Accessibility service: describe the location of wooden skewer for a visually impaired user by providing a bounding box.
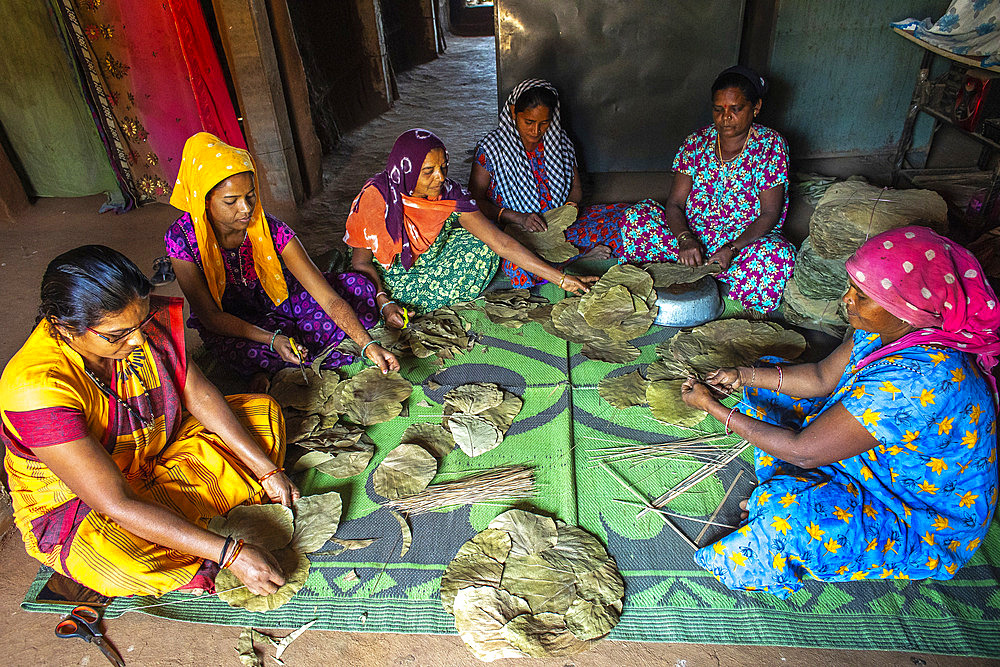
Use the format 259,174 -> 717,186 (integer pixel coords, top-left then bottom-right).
598,460 -> 699,550
638,441 -> 750,518
695,469 -> 745,546
612,498 -> 736,528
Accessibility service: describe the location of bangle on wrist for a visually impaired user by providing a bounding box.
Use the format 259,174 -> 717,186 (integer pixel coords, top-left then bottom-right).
558,274 -> 567,289
776,365 -> 783,393
269,329 -> 281,351
379,300 -> 396,316
360,340 -> 378,362
219,535 -> 234,566
375,290 -> 388,301
497,207 -> 506,223
727,242 -> 739,255
748,366 -> 756,387
725,406 -> 739,435
222,539 -> 244,569
258,467 -> 283,485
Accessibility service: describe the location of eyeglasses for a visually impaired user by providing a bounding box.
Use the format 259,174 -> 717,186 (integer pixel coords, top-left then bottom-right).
87,310 -> 157,344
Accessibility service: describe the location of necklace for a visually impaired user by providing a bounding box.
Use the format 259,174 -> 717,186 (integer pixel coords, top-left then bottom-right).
83,361 -> 153,429
712,128 -> 752,213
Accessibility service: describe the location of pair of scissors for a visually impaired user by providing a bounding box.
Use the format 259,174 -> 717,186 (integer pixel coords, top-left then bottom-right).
288,338 -> 309,387
400,307 -> 409,329
55,605 -> 126,666
288,337 -> 309,385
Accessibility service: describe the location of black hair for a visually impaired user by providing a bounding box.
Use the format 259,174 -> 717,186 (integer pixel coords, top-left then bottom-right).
38,245 -> 152,336
513,86 -> 558,114
711,65 -> 767,105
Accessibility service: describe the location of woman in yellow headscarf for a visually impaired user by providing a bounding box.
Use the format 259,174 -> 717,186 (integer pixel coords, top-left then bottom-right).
166,133 -> 398,386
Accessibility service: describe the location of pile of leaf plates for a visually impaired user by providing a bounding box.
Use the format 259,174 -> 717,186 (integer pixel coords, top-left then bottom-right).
442,509 -> 624,661
270,367 -> 344,418
378,307 -> 475,360
209,491 -> 342,612
371,422 -> 455,501
461,288 -> 553,329
291,422 -> 376,479
547,265 -> 657,363
808,181 -> 947,259
792,236 -> 849,302
643,261 -> 721,289
442,383 -> 523,457
782,277 -> 849,337
325,367 -> 413,426
508,204 -> 579,263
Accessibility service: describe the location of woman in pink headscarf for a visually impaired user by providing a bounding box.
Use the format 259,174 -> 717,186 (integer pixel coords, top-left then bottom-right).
680,226 -> 998,598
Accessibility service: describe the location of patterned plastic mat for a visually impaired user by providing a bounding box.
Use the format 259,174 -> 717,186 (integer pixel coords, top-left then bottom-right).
21,283 -> 1000,657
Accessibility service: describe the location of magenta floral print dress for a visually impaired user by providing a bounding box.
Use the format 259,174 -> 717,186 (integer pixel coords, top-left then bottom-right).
619,124 -> 795,312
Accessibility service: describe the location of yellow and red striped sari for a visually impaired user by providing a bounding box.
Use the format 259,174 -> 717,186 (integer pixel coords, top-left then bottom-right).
1,296 -> 284,597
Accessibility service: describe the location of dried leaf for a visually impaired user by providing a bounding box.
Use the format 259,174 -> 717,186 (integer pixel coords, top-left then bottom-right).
500,553 -> 577,614
293,434 -> 375,479
660,320 -> 807,380
274,619 -> 318,660
207,504 -> 294,552
501,612 -> 591,658
441,553 -> 506,615
269,368 -> 326,412
284,411 -> 321,443
564,597 -> 620,641
449,414 -> 504,457
509,205 -> 579,263
488,509 -> 558,557
237,628 -> 263,667
329,537 -> 376,551
647,379 -> 706,427
580,340 -> 640,364
580,284 -> 635,328
217,548 -> 310,612
444,383 -> 504,415
477,392 -> 523,433
576,558 -> 625,606
290,491 -> 342,554
453,586 -> 532,661
393,510 -> 413,557
598,371 -> 649,409
334,368 -> 412,426
401,422 -> 456,458
545,524 -> 611,575
373,443 -> 437,500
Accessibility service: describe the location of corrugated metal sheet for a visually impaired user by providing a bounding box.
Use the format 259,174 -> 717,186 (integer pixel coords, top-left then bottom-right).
495,1 -> 745,172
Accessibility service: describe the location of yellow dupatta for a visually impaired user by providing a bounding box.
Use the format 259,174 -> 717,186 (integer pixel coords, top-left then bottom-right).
169,132 -> 288,308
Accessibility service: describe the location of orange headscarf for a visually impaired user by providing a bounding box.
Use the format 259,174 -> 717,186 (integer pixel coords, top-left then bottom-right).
169,132 -> 288,308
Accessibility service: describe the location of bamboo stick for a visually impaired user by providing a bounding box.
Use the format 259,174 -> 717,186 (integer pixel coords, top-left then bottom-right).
598,460 -> 698,550
694,469 -> 745,546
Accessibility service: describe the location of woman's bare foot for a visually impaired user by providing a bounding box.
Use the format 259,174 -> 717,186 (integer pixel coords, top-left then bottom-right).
739,499 -> 750,521
578,244 -> 613,261
249,372 -> 271,394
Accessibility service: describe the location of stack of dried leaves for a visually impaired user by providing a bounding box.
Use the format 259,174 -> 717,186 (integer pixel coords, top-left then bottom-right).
442,383 -> 524,457
792,237 -> 848,302
809,181 -> 947,259
325,367 -> 413,426
442,509 -> 624,661
782,277 -> 849,337
596,320 -> 806,427
209,492 -> 342,612
376,307 -> 475,360
458,288 -> 553,329
508,204 -> 579,263
546,265 -> 656,362
292,422 -> 376,479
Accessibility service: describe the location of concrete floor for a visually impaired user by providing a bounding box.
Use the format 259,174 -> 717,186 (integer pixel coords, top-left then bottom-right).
0,35 -> 995,667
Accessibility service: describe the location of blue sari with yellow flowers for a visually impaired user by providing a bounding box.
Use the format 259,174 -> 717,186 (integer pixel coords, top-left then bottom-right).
695,330 -> 998,598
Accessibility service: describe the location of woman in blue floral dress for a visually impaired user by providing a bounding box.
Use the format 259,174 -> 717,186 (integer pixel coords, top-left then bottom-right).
619,66 -> 794,312
680,227 -> 999,598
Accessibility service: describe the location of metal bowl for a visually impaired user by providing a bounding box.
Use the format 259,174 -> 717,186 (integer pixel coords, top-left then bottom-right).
653,275 -> 723,328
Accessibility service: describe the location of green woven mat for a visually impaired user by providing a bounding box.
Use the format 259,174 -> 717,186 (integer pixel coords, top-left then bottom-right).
22,283 -> 1000,656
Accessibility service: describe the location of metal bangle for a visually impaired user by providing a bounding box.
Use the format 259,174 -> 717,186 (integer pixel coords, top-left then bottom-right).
379,300 -> 396,316
360,340 -> 378,362
219,535 -> 234,565
725,406 -> 739,435
269,329 -> 281,351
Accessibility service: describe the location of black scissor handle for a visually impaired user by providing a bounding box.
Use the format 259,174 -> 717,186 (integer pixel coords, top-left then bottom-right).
55,617 -> 90,641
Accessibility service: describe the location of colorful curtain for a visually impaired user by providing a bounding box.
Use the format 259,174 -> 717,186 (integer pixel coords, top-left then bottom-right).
893,1 -> 1000,67
0,0 -> 122,201
51,0 -> 245,209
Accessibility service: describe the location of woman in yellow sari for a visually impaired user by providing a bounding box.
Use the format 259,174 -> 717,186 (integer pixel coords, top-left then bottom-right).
1,245 -> 296,597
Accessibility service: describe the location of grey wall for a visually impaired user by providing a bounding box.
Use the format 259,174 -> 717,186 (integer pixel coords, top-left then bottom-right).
763,0 -> 950,158
495,1 -> 746,173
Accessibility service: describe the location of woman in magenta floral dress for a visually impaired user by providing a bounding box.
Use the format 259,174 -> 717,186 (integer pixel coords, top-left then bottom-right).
469,78 -> 629,288
619,66 -> 794,312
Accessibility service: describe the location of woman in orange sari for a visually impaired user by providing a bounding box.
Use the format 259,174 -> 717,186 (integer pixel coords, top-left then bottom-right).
345,129 -> 595,326
2,246 -> 296,597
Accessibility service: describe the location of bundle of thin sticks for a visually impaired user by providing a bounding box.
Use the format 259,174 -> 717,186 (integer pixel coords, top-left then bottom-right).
584,433 -> 733,466
385,465 -> 535,514
638,440 -> 750,517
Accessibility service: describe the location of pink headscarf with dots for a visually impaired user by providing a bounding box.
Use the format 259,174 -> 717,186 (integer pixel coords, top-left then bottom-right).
845,226 -> 1000,398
